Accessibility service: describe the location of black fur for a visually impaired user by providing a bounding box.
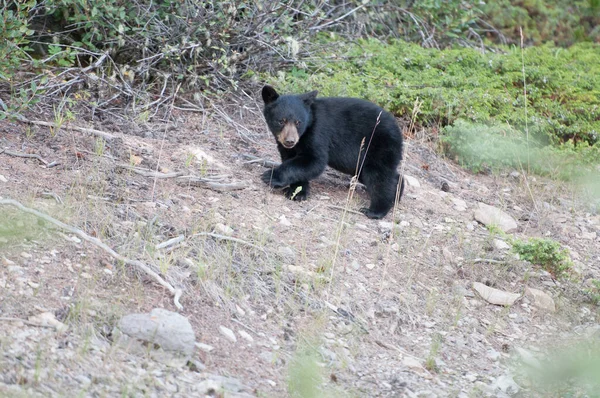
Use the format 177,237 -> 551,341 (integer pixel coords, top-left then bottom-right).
261,85 -> 404,219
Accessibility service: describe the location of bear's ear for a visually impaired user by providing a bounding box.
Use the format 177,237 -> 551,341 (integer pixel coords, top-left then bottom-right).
301,90 -> 318,106
262,85 -> 279,104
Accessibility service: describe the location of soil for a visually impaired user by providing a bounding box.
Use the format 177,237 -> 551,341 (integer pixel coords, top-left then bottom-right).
1,103 -> 599,398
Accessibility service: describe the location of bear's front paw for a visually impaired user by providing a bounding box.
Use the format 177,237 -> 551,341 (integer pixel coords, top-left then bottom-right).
261,169 -> 286,188
360,207 -> 386,219
283,185 -> 309,201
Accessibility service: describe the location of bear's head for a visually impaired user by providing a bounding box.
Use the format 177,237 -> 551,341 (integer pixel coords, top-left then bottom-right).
261,85 -> 318,149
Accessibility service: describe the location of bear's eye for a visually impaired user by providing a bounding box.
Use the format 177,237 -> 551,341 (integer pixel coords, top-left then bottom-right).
295,120 -> 300,126
279,119 -> 286,126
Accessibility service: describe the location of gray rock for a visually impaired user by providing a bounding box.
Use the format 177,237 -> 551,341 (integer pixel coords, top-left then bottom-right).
524,287 -> 556,312
219,326 -> 237,343
491,374 -> 520,395
116,308 -> 196,362
404,175 -> 421,188
474,202 -> 518,233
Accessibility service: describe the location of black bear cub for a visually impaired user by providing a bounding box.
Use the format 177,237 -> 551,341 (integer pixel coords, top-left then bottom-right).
261,85 -> 404,219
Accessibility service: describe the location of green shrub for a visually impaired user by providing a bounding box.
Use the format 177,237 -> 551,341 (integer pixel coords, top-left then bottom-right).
275,38 -> 600,146
512,237 -> 573,279
441,120 -> 600,180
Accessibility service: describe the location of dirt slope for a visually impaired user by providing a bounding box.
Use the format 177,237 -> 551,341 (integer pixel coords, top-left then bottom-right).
1,106 -> 599,397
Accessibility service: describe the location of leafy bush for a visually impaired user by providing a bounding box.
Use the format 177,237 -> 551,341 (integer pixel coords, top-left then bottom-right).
512,237 -> 573,279
482,0 -> 600,46
275,38 -> 600,146
442,120 -> 600,179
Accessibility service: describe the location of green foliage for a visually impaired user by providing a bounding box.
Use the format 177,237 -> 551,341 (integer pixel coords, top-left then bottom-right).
0,0 -> 36,80
442,120 -> 600,180
520,340 -> 600,397
585,279 -> 600,305
511,237 -> 573,279
287,345 -> 324,398
482,0 -> 600,46
0,209 -> 49,248
275,38 -> 600,147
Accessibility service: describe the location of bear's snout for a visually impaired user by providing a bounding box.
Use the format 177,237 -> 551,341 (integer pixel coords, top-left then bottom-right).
277,123 -> 299,148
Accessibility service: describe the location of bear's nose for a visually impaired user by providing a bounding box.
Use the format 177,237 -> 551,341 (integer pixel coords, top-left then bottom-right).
284,139 -> 296,147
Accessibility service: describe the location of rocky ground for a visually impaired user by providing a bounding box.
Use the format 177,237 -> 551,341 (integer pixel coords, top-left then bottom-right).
1,103 -> 599,398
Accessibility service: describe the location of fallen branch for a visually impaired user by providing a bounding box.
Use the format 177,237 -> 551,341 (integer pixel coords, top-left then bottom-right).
18,118 -> 116,141
0,198 -> 183,309
176,176 -> 248,192
193,232 -> 265,252
0,149 -> 49,166
0,317 -> 57,329
240,153 -> 280,168
116,164 -> 186,179
156,235 -> 185,250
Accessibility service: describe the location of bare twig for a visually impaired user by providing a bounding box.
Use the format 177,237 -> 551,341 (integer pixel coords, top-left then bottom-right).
176,177 -> 248,192
0,317 -> 57,329
240,153 -> 280,168
156,235 -> 185,250
116,164 -> 186,179
0,198 -> 183,309
17,118 -> 116,141
193,232 -> 266,253
0,149 -> 49,165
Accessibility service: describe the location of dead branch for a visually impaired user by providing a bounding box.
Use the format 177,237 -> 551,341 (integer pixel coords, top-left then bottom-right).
193,232 -> 266,252
116,164 -> 186,179
18,118 -> 116,141
0,149 -> 49,165
156,235 -> 185,250
0,317 -> 57,329
0,198 -> 183,309
176,176 -> 248,192
240,153 -> 280,168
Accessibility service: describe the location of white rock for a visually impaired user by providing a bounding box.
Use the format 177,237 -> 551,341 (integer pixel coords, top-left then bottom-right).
214,223 -> 234,236
474,202 -> 518,233
238,330 -> 254,343
278,215 -> 292,226
472,282 -> 521,306
0,174 -> 7,183
493,239 -> 511,250
219,326 -> 237,343
492,374 -> 520,395
28,312 -> 68,332
404,175 -> 420,188
117,308 -> 196,356
378,221 -> 394,231
195,342 -> 215,352
524,287 -> 556,312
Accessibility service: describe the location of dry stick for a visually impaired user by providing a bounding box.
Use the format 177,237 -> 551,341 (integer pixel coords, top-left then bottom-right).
516,27 -> 539,213
0,317 -> 57,329
176,177 -> 248,192
240,153 -> 281,168
18,118 -> 116,141
193,232 -> 266,253
0,198 -> 183,309
151,82 -> 181,200
116,164 -> 186,179
0,149 -> 49,165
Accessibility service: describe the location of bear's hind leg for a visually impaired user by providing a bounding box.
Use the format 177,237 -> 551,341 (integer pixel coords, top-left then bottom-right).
359,170 -> 402,219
